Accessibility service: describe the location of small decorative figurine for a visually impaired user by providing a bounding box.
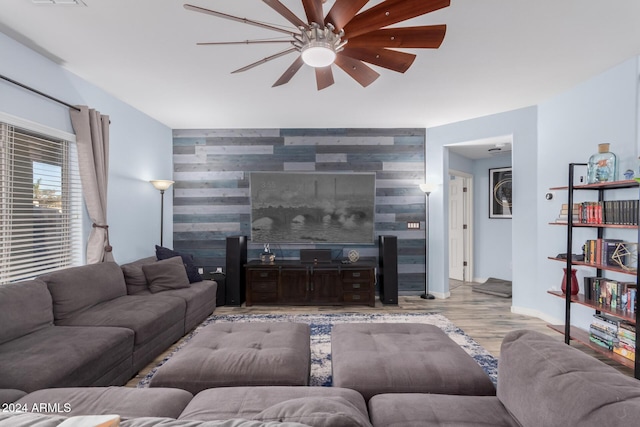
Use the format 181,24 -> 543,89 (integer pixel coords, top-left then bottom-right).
260,243 -> 275,263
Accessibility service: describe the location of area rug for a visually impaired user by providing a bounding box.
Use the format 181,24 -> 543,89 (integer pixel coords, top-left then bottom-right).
472,277 -> 512,298
137,312 -> 498,388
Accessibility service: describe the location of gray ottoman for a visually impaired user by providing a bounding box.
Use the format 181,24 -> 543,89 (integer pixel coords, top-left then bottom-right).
149,322 -> 311,394
331,323 -> 496,401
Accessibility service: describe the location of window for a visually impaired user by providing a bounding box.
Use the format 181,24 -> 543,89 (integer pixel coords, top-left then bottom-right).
0,118 -> 82,283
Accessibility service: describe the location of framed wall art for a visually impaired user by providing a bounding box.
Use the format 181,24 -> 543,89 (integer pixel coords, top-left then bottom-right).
489,167 -> 512,219
250,172 -> 376,244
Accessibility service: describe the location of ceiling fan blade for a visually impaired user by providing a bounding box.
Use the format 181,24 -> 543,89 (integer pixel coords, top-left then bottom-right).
346,25 -> 447,49
325,0 -> 369,31
340,47 -> 416,73
334,54 -> 379,87
315,66 -> 334,90
302,0 -> 325,26
273,56 -> 305,87
344,0 -> 450,39
262,0 -> 309,29
198,40 -> 294,46
184,4 -> 295,36
231,47 -> 298,73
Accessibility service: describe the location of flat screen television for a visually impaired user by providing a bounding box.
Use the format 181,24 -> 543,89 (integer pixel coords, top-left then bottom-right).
250,172 -> 376,244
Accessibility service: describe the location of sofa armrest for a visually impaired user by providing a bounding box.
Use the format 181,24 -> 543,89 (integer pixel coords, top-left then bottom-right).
498,330 -> 640,427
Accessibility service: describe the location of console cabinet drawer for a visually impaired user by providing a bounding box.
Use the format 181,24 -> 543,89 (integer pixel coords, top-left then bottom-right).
250,292 -> 278,303
343,292 -> 371,303
342,281 -> 372,292
250,270 -> 278,281
342,270 -> 372,282
250,281 -> 277,293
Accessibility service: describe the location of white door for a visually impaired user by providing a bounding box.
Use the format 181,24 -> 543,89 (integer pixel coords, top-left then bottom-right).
449,176 -> 465,281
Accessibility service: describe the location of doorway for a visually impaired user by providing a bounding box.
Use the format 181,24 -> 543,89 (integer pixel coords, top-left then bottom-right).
449,171 -> 473,281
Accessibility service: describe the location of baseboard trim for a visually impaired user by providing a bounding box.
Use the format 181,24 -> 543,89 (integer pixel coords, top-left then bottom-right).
511,305 -> 563,325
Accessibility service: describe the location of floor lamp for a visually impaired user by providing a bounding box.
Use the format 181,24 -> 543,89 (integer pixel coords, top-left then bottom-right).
419,183 -> 437,300
150,180 -> 174,247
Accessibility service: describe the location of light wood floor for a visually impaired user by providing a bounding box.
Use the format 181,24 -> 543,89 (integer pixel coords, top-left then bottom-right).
126,280 -> 634,386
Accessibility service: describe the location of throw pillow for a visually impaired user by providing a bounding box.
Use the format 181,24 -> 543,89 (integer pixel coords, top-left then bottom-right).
155,245 -> 203,283
142,256 -> 190,293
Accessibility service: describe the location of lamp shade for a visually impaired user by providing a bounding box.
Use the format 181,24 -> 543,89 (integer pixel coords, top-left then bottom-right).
150,180 -> 175,191
419,183 -> 437,194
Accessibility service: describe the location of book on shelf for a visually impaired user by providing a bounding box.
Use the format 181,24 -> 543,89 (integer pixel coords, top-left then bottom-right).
590,334 -> 615,350
581,239 -> 634,269
572,200 -> 639,225
587,279 -> 637,312
613,346 -> 636,362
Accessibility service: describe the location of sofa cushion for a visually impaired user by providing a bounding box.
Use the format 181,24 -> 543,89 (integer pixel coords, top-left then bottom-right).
55,295 -> 185,346
0,389 -> 27,405
368,393 -> 518,427
180,386 -> 369,425
0,279 -> 53,345
498,329 -> 640,427
17,387 -> 193,420
255,397 -> 372,427
121,418 -> 311,427
0,325 -> 133,392
0,412 -> 69,426
41,262 -> 127,321
152,280 -> 217,332
156,246 -> 202,283
143,257 -> 191,293
121,257 -> 157,295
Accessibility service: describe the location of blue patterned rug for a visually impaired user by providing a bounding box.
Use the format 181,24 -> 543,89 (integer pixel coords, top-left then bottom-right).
137,312 -> 498,388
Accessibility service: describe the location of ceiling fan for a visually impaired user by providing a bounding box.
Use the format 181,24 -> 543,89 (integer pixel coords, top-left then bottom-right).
184,0 -> 450,90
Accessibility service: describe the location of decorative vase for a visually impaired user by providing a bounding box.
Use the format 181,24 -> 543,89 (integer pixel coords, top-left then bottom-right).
587,143 -> 617,184
561,268 -> 579,295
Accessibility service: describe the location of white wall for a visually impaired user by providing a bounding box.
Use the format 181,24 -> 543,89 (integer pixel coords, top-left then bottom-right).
0,32 -> 174,263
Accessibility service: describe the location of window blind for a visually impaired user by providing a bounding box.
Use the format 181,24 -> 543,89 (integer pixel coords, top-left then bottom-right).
0,121 -> 82,283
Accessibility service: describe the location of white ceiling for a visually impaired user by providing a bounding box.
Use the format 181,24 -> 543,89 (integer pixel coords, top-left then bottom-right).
2,0 -> 640,139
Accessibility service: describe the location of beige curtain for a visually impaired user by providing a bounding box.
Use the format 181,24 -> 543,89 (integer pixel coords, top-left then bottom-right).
70,106 -> 114,263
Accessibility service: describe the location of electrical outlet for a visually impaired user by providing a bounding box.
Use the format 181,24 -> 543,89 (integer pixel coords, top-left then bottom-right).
407,222 -> 421,229
198,267 -> 204,275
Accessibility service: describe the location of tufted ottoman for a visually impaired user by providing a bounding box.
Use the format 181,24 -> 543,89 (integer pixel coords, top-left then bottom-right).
331,323 -> 496,401
149,322 -> 310,394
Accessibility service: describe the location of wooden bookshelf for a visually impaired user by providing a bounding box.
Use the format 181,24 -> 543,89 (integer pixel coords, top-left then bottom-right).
549,222 -> 638,229
547,257 -> 637,276
549,166 -> 639,378
549,179 -> 638,191
547,324 -> 635,369
547,290 -> 637,323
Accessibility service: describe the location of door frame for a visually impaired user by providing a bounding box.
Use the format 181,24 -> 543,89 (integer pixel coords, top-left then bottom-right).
449,169 -> 473,282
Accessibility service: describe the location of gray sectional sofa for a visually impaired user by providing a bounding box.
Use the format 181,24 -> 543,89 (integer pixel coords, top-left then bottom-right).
2,255 -> 640,426
2,330 -> 640,426
0,256 -> 217,393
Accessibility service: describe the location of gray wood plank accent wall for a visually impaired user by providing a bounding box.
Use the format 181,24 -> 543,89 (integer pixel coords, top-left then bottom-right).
171,128 -> 427,294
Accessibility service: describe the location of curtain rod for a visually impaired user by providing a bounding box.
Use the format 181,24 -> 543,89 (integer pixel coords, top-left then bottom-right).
0,73 -> 81,112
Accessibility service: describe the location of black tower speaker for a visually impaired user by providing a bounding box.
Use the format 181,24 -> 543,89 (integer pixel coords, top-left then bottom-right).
378,235 -> 398,305
225,235 -> 247,306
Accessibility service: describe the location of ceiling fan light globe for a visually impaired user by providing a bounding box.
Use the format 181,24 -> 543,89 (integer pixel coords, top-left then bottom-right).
301,43 -> 336,68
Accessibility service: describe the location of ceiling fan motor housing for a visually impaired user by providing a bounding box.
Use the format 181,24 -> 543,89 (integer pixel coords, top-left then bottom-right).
296,23 -> 345,67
